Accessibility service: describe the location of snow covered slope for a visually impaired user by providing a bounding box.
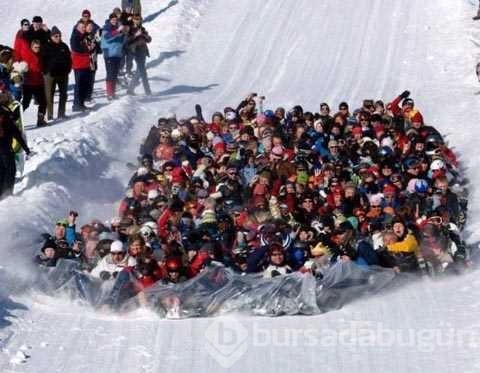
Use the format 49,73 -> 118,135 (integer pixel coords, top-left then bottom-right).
1,0 -> 480,372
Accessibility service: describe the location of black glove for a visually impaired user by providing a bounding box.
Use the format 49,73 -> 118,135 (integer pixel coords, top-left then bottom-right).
99,271 -> 111,281
399,90 -> 410,99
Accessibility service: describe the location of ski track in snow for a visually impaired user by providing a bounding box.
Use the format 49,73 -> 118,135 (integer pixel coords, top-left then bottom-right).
1,0 -> 480,372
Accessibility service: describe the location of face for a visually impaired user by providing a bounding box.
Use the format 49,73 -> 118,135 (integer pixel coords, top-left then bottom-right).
329,144 -> 338,154
270,250 -> 284,266
55,225 -> 65,239
32,21 -> 41,30
111,252 -> 125,264
393,222 -> 405,238
129,240 -> 143,257
22,21 -> 30,30
44,247 -> 55,259
51,34 -> 61,43
31,43 -> 41,53
382,165 -> 393,177
77,22 -> 86,33
82,13 -> 91,22
302,198 -> 314,212
227,168 -> 237,180
435,180 -> 448,194
133,181 -> 145,195
168,269 -> 180,281
110,17 -> 118,26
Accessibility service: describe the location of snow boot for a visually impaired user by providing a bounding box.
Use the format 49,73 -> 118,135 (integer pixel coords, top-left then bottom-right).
106,80 -> 114,100
36,113 -> 47,127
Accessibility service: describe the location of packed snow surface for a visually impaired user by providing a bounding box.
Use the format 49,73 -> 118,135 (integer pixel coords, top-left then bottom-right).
1,0 -> 480,371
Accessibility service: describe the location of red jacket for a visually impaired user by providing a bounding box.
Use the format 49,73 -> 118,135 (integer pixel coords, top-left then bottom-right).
21,48 -> 44,86
70,29 -> 91,70
13,31 -> 29,61
71,51 -> 91,70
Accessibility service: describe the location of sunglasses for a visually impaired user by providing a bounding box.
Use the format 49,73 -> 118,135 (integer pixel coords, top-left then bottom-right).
371,205 -> 382,209
22,23 -> 30,27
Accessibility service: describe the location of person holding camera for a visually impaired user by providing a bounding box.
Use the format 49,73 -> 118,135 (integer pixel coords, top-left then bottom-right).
126,14 -> 152,96
101,13 -> 127,100
26,16 -> 50,47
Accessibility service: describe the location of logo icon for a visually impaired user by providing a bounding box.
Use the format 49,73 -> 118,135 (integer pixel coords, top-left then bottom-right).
205,316 -> 248,368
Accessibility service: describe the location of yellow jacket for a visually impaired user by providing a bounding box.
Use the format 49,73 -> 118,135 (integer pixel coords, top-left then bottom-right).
387,233 -> 419,254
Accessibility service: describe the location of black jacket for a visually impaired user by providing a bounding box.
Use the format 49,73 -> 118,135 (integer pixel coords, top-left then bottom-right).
25,28 -> 50,46
42,40 -> 72,76
0,106 -> 30,155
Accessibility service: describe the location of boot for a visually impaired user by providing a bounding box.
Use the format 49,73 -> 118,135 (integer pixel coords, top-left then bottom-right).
37,113 -> 47,127
106,80 -> 114,100
111,81 -> 117,99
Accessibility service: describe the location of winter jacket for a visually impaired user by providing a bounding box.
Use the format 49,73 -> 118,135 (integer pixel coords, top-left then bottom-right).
25,27 -> 50,46
21,48 -> 43,86
101,22 -> 126,58
0,106 -> 30,155
90,253 -> 129,278
70,29 -> 91,70
387,232 -> 419,254
127,25 -> 151,57
41,40 -> 72,76
13,30 -> 29,61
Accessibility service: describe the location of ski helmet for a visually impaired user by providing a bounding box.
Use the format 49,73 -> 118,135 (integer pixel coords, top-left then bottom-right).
429,159 -> 445,171
414,179 -> 429,194
165,257 -> 182,272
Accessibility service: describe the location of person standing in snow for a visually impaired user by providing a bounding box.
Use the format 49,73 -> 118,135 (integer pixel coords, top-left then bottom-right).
21,39 -> 47,126
101,13 -> 127,100
25,16 -> 50,47
70,21 -> 95,111
0,91 -> 31,199
42,26 -> 72,120
126,14 -> 151,96
84,20 -> 101,103
13,19 -> 31,62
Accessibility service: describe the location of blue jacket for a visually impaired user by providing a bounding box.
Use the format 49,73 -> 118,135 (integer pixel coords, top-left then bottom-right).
101,22 -> 125,58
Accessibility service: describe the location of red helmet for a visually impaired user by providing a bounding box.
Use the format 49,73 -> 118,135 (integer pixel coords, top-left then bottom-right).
165,257 -> 182,272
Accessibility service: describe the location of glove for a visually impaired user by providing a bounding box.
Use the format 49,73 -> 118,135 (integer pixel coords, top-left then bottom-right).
399,90 -> 410,99
99,271 -> 111,281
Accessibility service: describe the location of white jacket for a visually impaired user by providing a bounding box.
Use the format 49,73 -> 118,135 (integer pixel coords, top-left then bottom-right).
90,254 -> 129,278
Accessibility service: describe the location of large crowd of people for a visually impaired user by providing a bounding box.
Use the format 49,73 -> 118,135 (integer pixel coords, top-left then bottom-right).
0,3 -> 151,199
34,90 -> 471,309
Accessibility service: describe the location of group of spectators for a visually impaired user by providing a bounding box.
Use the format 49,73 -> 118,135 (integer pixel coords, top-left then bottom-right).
34,90 -> 471,306
0,2 -> 151,128
0,2 -> 150,199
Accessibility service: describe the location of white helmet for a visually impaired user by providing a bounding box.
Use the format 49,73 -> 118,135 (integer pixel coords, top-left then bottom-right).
142,221 -> 158,236
430,159 -> 445,171
139,225 -> 155,239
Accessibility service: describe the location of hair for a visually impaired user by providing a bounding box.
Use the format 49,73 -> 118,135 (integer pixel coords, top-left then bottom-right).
30,39 -> 41,47
128,233 -> 145,247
